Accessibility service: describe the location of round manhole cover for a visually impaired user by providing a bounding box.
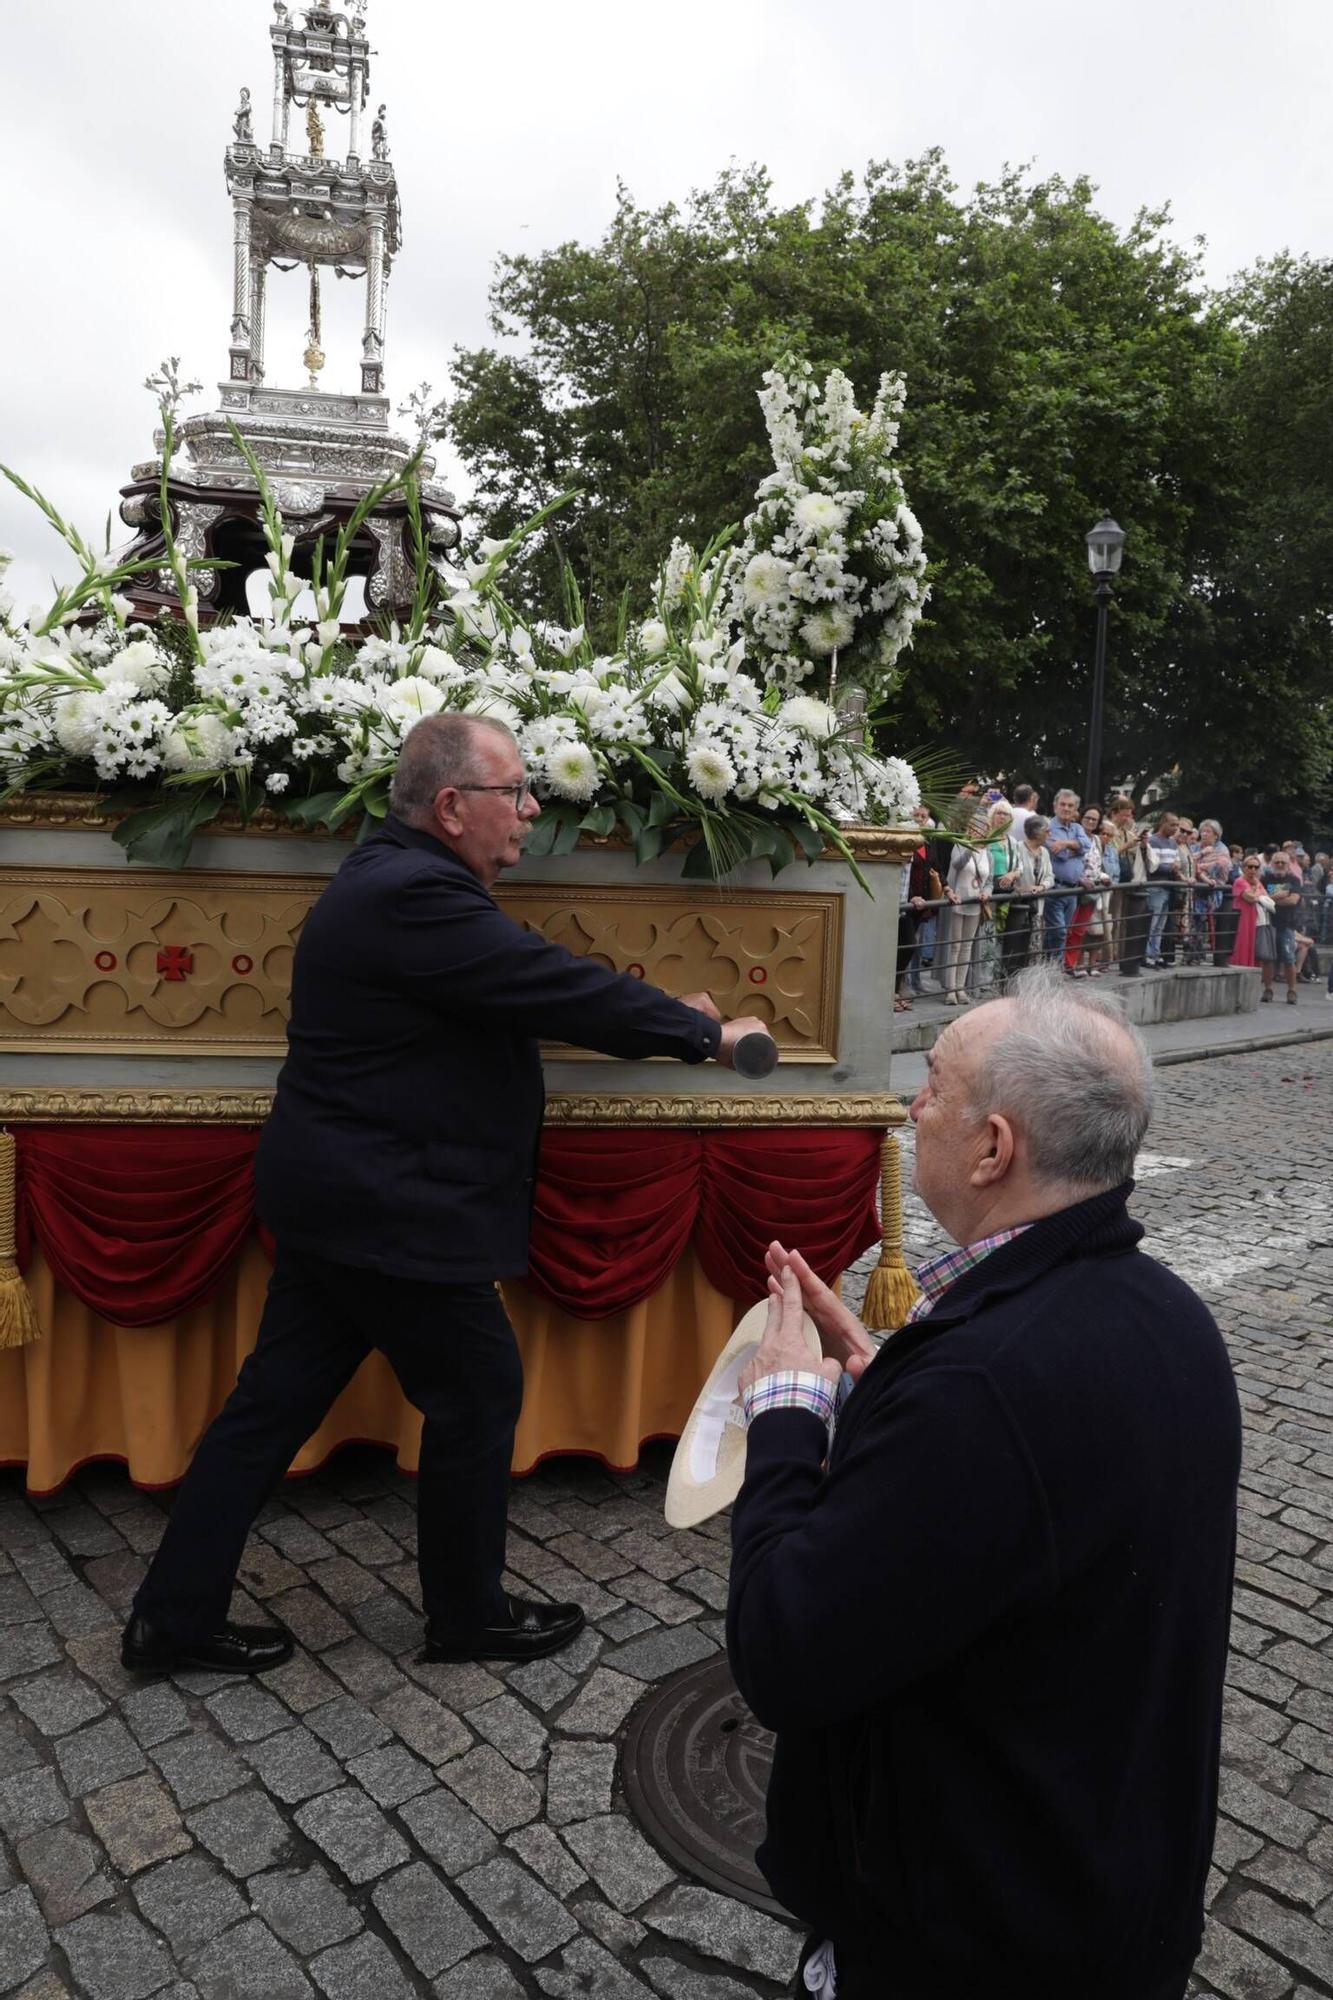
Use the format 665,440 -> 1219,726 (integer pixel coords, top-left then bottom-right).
621,1654 -> 786,1916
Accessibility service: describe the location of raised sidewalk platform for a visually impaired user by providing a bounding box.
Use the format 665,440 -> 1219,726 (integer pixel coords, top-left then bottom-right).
895,962 -> 1261,1054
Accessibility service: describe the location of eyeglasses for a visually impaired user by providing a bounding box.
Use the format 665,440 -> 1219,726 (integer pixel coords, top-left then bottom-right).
455,780 -> 533,810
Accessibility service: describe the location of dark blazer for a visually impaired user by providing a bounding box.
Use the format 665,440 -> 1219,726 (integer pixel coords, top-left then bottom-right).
254,815 -> 720,1282
727,1186 -> 1241,2000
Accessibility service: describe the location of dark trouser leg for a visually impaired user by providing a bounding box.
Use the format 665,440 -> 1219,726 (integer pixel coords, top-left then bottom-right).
133,1251 -> 368,1642
1000,904 -> 1032,984
343,1272 -> 524,1634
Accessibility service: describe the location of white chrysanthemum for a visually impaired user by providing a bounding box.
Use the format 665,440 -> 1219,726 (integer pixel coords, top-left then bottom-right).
265,771 -> 291,794
464,692 -> 521,731
545,741 -> 600,802
162,711 -> 239,773
793,493 -> 848,537
637,619 -> 669,659
742,551 -> 792,607
686,739 -> 736,803
102,640 -> 166,692
778,695 -> 840,741
798,605 -> 857,658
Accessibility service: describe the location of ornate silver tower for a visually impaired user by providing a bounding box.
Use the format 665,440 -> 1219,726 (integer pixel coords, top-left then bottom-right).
118,1 -> 459,624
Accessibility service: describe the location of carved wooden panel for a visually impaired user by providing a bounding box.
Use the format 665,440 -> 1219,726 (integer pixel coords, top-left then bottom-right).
495,883 -> 843,1063
0,869 -> 323,1057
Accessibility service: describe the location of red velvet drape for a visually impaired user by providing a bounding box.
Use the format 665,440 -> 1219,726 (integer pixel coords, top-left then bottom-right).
16,1125 -> 882,1325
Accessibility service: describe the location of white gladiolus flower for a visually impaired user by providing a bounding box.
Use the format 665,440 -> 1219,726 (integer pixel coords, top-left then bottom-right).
545,741 -> 600,801
798,605 -> 857,657
637,619 -> 668,659
280,533 -> 296,562
645,669 -> 691,712
317,620 -> 341,649
778,696 -> 840,741
686,740 -> 736,803
464,692 -> 521,731
266,771 -> 291,793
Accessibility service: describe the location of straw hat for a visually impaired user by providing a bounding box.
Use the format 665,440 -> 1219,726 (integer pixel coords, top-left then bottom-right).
664,1299 -> 822,1530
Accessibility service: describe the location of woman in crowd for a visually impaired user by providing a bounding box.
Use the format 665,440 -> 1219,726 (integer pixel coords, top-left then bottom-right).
894,839 -> 943,1012
937,807 -> 993,1005
1063,804 -> 1117,978
1231,854 -> 1275,977
1193,819 -> 1233,959
999,813 -> 1054,985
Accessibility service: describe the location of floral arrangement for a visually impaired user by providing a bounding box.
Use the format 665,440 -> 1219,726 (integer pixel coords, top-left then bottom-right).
0,360 -> 927,879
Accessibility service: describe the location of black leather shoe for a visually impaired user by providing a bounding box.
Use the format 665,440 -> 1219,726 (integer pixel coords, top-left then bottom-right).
424,1592 -> 585,1664
121,1613 -> 294,1677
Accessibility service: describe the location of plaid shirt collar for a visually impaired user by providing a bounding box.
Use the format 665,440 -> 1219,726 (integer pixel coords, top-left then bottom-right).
905,1225 -> 1034,1327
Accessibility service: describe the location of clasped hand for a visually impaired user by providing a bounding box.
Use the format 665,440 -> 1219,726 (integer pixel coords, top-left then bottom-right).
737,1241 -> 876,1395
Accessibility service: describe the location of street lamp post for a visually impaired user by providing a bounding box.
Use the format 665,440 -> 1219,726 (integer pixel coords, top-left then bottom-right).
1083,515 -> 1125,809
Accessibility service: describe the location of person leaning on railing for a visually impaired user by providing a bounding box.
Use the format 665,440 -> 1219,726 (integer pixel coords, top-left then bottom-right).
999,815 -> 1055,987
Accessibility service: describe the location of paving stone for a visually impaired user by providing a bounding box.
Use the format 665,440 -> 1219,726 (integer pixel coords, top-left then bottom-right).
371,1859 -> 485,1977
203,1681 -> 291,1743
547,1740 -> 616,1826
259,1514 -> 338,1566
404,1657 -> 505,1709
239,1724 -> 343,1804
10,1969 -> 76,2000
606,1531 -> 692,1582
248,1862 -> 363,1955
84,1773 -> 192,1874
0,1765 -> 70,1841
186,1783 -> 294,1875
0,1622 -> 63,1685
523,1565 -> 623,1620
16,1823 -> 114,1923
507,1822 -> 588,1898
534,1937 -> 656,1998
576,1897 -> 648,1955
673,1568 -> 731,1613
101,1502 -> 167,1556
1217,1766 -> 1319,1847
1228,1887 -> 1333,1984
44,1505 -> 126,1559
373,1683 -> 472,1765
397,1784 -> 497,1873
554,1625 -> 605,1675
440,1743 -> 542,1833
150,1728 -> 246,1809
266,1586 -> 355,1651
456,1853 -> 579,1962
0,1714 -> 42,1779
556,1666 -> 645,1738
610,1574 -> 703,1626
11,1543 -> 78,1596
326,1520 -> 401,1567
643,1885 -> 803,1985
502,1657 -> 578,1714
131,1851 -> 247,1955
305,1556 -> 382,1608
322,1636 -> 410,1704
295,1784 -> 411,1883
55,1715 -> 147,1798
603,1623 -> 718,1683
430,1953 -> 526,2000
0,1884 -> 49,1994
306,1694 -> 393,1759
309,1930 -> 417,2000
1244,1841 -> 1329,1909
0,1574 -> 44,1623
641,1956 -> 778,2000
346,1741 -> 435,1807
597,1607 -> 659,1645
56,1908 -> 175,2000
547,1532 -> 636,1582
347,1589 -> 423,1656
42,1582 -> 118,1640
264,1651 -> 343,1714
186,1916 -> 313,2000
1212,1815 -> 1264,1871
465,1693 -> 548,1771
12,1669 -> 108,1740
563,1813 -> 676,1912
237,1539 -> 307,1600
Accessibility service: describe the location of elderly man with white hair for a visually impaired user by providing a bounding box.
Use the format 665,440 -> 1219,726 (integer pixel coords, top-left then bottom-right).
727,967 -> 1240,2000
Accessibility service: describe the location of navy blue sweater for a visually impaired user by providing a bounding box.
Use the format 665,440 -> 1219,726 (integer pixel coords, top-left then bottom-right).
727,1187 -> 1240,2000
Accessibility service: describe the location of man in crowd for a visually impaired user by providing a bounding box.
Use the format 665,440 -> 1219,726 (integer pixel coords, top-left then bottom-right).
1142,808 -> 1184,967
1043,788 -> 1092,964
727,968 -> 1240,2000
124,713 -> 766,1676
1262,849 -> 1304,1005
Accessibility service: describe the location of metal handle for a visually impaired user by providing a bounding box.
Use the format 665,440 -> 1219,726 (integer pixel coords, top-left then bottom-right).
731,1031 -> 779,1080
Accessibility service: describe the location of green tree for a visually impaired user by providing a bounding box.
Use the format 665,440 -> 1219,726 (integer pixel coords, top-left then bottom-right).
447,157 -> 1328,817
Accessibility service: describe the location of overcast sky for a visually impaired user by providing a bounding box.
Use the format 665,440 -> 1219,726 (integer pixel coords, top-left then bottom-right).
2,0 -> 1329,613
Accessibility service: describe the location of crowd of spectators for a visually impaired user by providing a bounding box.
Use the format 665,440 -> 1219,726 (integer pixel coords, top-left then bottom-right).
896,781 -> 1333,1012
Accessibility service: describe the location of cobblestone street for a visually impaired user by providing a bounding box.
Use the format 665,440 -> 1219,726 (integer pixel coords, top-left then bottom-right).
2,1042 -> 1332,1998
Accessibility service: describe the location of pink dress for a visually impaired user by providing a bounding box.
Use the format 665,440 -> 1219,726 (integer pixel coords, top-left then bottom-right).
1230,877 -> 1258,967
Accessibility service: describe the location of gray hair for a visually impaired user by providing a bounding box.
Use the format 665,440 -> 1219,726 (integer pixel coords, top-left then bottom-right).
1054,788 -> 1080,808
389,713 -> 515,823
1199,818 -> 1223,838
1024,814 -> 1050,840
968,964 -> 1153,1192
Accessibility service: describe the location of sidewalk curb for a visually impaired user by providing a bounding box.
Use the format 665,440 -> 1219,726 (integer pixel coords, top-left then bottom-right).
1153,1025 -> 1333,1068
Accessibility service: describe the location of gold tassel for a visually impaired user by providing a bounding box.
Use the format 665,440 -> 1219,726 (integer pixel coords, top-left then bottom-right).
0,1130 -> 42,1350
861,1129 -> 919,1332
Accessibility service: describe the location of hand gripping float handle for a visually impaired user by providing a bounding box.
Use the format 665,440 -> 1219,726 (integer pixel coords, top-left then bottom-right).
730,1030 -> 780,1080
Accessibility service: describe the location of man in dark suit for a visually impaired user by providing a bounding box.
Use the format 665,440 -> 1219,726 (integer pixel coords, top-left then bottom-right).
125,713 -> 765,1676
728,969 -> 1240,2000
